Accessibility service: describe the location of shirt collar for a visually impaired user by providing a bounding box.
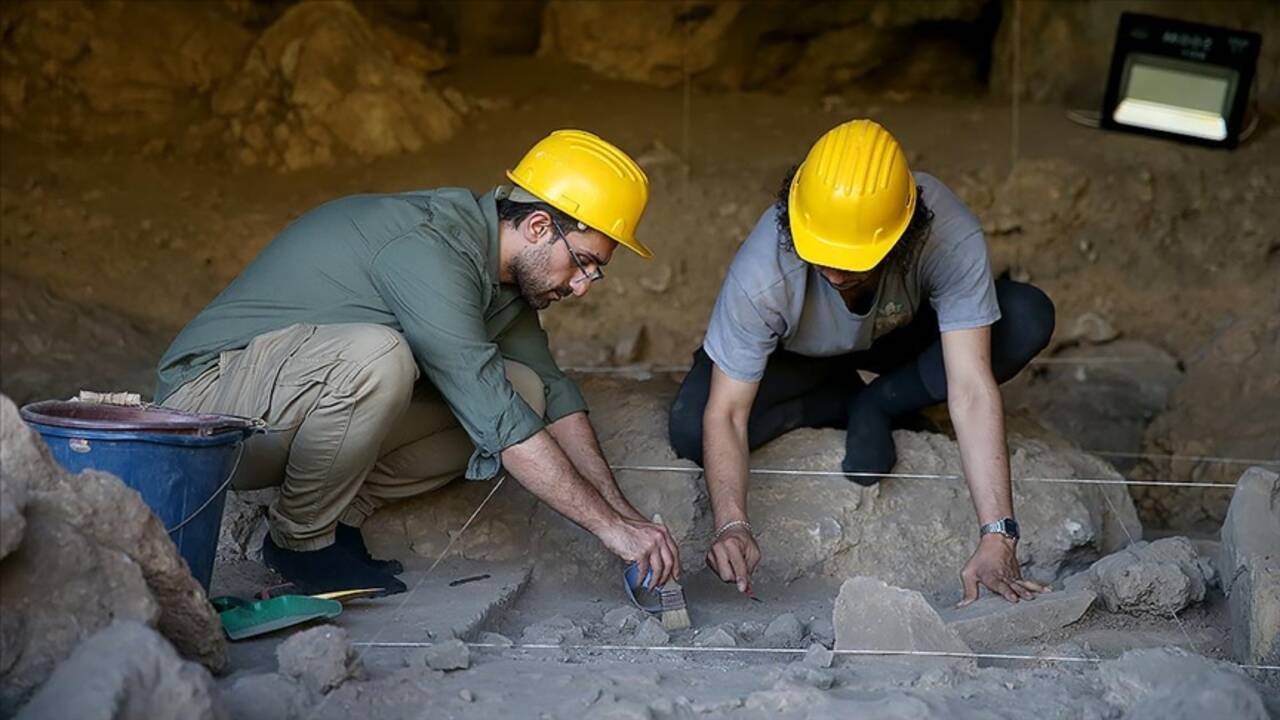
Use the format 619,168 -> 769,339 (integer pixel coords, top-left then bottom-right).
478,188 -> 501,287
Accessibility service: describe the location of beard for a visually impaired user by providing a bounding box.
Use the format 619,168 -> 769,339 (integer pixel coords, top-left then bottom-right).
510,242 -> 572,310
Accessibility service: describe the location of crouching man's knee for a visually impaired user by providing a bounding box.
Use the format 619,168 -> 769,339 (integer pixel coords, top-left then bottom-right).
343,325 -> 418,414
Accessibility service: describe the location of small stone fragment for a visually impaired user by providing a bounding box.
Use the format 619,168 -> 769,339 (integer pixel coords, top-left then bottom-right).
803,643 -> 834,669
631,617 -> 670,646
424,638 -> 470,671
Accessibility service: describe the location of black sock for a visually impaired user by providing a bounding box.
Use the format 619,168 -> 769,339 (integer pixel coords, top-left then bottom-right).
262,534 -> 406,597
336,523 -> 404,575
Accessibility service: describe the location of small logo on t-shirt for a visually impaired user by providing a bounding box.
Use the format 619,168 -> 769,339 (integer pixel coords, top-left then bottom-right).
879,301 -> 905,319
874,300 -> 911,338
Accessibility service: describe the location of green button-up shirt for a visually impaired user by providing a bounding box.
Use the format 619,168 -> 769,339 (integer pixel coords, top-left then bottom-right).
155,188 -> 587,480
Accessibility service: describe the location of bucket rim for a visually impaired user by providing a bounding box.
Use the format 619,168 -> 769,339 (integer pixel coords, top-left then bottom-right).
20,400 -> 262,438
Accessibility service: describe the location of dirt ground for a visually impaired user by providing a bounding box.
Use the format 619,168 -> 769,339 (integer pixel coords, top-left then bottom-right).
3,48 -> 1279,718
3,54 -> 1277,529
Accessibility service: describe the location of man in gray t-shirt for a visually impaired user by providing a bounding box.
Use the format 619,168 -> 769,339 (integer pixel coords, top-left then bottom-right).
669,120 -> 1055,607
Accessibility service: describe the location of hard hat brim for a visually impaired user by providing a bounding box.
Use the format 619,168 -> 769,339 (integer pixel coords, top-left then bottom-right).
505,171 -> 654,259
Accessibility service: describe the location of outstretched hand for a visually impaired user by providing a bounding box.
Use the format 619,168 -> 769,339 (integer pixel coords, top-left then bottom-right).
706,526 -> 760,595
957,534 -> 1051,606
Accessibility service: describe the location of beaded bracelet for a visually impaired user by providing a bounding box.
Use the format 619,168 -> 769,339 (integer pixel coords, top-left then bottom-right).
714,520 -> 753,540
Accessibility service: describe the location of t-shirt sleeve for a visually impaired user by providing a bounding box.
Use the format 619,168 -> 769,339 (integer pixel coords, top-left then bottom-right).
495,307 -> 588,422
369,229 -> 545,480
922,228 -> 1001,333
702,272 -> 780,383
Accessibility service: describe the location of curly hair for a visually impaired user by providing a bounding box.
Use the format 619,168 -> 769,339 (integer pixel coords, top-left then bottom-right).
774,165 -> 933,273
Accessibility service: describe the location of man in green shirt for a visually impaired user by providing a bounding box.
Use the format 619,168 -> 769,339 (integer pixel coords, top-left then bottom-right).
158,130 -> 680,596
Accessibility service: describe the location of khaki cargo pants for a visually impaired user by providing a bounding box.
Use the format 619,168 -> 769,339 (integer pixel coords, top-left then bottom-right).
163,323 -> 545,551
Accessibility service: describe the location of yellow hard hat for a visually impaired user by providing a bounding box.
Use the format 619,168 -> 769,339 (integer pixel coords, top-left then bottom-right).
507,129 -> 653,259
788,119 -> 916,272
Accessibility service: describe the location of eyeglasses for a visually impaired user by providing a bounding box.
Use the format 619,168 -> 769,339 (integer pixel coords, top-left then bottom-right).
550,220 -> 605,284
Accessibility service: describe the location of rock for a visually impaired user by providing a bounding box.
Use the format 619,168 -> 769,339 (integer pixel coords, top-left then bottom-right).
940,589 -> 1096,651
365,379 -> 1138,595
805,616 -> 835,648
458,688 -> 474,702
693,624 -> 738,648
774,663 -> 835,690
1141,318 -> 1280,530
216,488 -> 274,564
630,617 -> 670,646
833,577 -> 970,655
1099,648 -> 1267,719
1018,340 -> 1182,475
0,395 -> 226,711
212,0 -> 459,170
276,626 -> 362,695
802,643 -> 834,669
763,612 -> 804,648
424,639 -> 471,672
603,605 -> 644,633
743,683 -> 833,715
2,1 -> 251,131
1077,537 -> 1210,616
0,437 -> 28,559
15,621 -> 222,720
1220,466 -> 1280,665
477,632 -> 513,648
749,428 -> 1141,590
1065,312 -> 1119,345
521,618 -> 584,646
539,1 -> 744,88
219,673 -> 313,720
0,515 -> 157,713
586,700 -> 653,720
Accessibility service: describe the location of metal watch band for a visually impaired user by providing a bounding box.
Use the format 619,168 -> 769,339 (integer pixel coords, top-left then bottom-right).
980,517 -> 1019,539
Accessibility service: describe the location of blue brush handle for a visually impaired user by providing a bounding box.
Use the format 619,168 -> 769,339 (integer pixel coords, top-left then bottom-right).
622,562 -> 662,613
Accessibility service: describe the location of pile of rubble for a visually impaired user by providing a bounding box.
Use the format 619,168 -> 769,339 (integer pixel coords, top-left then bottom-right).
0,394 -> 225,716
0,0 -> 462,170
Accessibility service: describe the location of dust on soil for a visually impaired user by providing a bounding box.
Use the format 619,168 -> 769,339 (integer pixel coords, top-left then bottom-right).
4,51 -> 1279,718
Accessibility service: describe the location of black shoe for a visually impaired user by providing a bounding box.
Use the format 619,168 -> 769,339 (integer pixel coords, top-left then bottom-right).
335,523 -> 405,575
261,534 -> 406,597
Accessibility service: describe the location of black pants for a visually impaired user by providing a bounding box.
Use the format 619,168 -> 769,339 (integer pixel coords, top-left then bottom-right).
668,280 -> 1055,480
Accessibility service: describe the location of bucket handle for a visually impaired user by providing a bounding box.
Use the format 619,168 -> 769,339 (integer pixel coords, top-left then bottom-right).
167,441 -> 247,536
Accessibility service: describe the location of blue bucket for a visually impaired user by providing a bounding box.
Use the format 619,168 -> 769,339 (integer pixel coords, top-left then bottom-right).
19,400 -> 261,591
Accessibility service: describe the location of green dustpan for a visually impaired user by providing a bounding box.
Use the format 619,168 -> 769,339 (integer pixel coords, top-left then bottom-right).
212,595 -> 343,640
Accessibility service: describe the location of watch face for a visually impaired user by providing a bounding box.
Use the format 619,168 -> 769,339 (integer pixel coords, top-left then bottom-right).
1004,519 -> 1020,537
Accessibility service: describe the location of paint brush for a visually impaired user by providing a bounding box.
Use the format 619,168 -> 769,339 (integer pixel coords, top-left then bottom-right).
651,514 -> 691,631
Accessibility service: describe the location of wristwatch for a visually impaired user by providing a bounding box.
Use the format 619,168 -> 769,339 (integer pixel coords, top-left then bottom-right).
980,517 -> 1020,540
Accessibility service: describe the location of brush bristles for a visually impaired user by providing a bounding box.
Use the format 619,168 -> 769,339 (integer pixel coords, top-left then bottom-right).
658,581 -> 690,630
661,607 -> 690,631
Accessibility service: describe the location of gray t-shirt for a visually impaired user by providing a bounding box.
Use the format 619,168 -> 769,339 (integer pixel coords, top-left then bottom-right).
704,172 -> 999,383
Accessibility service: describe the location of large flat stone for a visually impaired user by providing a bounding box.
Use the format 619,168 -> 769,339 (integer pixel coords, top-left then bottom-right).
1220,466 -> 1280,666
939,589 -> 1096,651
833,576 -> 970,655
